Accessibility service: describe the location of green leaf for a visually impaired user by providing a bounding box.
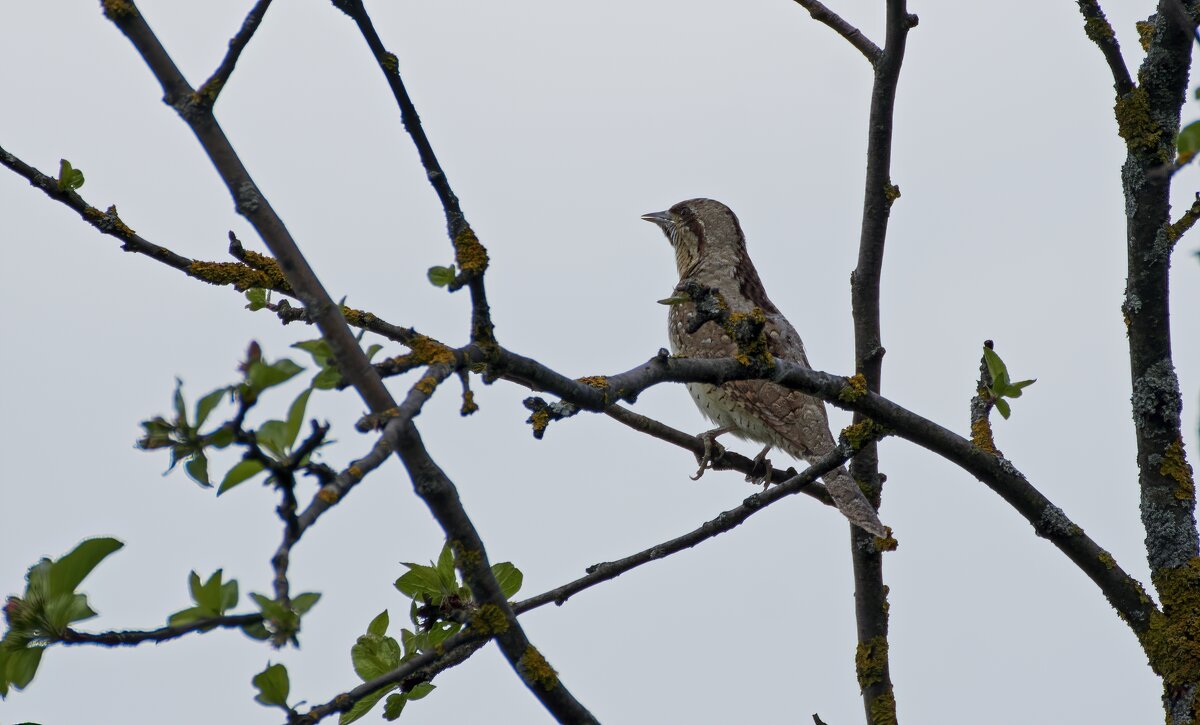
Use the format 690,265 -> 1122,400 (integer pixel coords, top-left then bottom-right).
256,419 -> 291,459
173,378 -> 189,426
427,265 -> 456,287
245,288 -> 269,311
365,344 -> 383,362
406,682 -> 435,701
1178,120 -> 1200,160
340,685 -> 396,725
242,620 -> 271,640
194,570 -> 224,611
352,634 -> 402,681
367,610 -> 389,638
218,459 -> 265,495
57,159 -> 85,191
394,564 -> 444,600
194,388 -> 230,429
245,358 -> 304,395
207,426 -> 236,450
291,592 -> 321,615
312,366 -> 342,390
490,562 -> 523,599
6,647 -> 44,690
284,388 -> 313,451
167,606 -> 208,627
43,592 -> 97,632
221,579 -> 239,611
252,662 -> 290,708
994,397 -> 1012,419
185,451 -> 211,486
382,692 -> 408,720
48,538 -> 124,598
436,543 -> 456,585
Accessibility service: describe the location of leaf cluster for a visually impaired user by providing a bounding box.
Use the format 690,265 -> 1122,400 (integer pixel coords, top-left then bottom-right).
982,346 -> 1036,420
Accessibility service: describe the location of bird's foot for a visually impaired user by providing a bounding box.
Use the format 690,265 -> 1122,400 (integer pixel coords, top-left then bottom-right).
691,427 -> 733,480
746,445 -> 773,488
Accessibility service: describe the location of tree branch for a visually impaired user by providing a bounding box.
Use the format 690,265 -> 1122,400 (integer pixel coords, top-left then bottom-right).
103,3 -> 595,720
1075,0 -> 1136,95
58,613 -> 262,646
792,0 -> 882,64
195,0 -> 276,106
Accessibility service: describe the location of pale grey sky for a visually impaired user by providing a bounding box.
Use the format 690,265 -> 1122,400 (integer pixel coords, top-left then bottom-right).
2,1 -> 1197,723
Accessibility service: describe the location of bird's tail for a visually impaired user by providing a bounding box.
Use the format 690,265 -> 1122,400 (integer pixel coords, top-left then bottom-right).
823,466 -> 887,537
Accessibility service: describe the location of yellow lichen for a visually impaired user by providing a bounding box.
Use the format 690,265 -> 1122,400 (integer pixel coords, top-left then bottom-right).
1098,550 -> 1116,570
1139,558 -> 1200,686
317,485 -> 340,504
1160,437 -> 1196,501
1135,20 -> 1155,51
855,635 -> 889,690
884,182 -> 901,204
726,308 -> 772,368
1084,15 -> 1114,43
841,419 -> 888,452
239,249 -> 291,288
1114,86 -> 1163,155
102,0 -> 136,20
407,333 -> 456,365
839,374 -> 869,403
340,306 -> 378,329
970,417 -> 998,455
472,603 -> 510,635
454,227 -> 489,274
529,409 -> 550,436
347,465 -> 363,481
868,690 -> 899,725
188,261 -> 281,291
576,376 -> 609,389
414,376 -> 438,395
518,646 -> 559,691
379,52 -> 399,75
460,390 -> 478,416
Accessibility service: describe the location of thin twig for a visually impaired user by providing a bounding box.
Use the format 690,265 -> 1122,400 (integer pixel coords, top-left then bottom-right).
793,0 -> 882,64
1076,0 -> 1135,95
59,613 -> 262,646
195,0 -> 276,106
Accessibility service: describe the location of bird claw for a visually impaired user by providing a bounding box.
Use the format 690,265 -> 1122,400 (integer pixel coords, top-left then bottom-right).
746,446 -> 773,488
691,428 -> 731,480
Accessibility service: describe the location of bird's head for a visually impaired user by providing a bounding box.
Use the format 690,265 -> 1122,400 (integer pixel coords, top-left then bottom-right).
641,198 -> 747,280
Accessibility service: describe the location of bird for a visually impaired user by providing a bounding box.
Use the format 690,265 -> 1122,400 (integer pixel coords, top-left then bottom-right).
641,198 -> 887,538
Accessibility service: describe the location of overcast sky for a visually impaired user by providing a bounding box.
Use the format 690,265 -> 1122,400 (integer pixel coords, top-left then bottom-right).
2,1 -> 1198,723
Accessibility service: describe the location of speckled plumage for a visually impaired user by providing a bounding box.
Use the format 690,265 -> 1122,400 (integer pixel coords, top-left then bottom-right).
644,198 -> 886,537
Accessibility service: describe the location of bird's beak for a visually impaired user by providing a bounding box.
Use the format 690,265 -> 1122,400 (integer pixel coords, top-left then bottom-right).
640,210 -> 673,230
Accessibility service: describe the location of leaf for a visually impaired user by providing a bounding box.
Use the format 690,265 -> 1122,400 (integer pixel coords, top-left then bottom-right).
284,388 -> 313,451
221,579 -> 239,611
436,543 -> 456,585
365,344 -> 383,362
427,265 -> 456,287
256,419 -> 291,459
245,358 -> 304,395
218,459 -> 265,495
245,288 -> 269,311
57,159 -> 85,191
351,633 -> 402,681
184,452 -> 211,487
340,685 -> 396,725
167,606 -> 208,627
312,366 -> 342,390
406,682 -> 435,701
194,387 -> 230,429
490,562 -> 524,599
382,692 -> 408,720
994,397 -> 1012,419
6,647 -> 44,690
367,610 -> 389,638
48,538 -> 124,598
194,570 -> 224,611
394,564 -> 444,600
241,620 -> 271,640
1178,120 -> 1200,160
173,378 -> 189,426
291,592 -> 321,615
207,426 -> 236,450
252,662 -> 290,708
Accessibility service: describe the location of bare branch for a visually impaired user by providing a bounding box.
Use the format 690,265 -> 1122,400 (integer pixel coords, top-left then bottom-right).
1075,0 -> 1135,95
195,0 -> 276,106
59,613 -> 262,647
792,0 -> 882,64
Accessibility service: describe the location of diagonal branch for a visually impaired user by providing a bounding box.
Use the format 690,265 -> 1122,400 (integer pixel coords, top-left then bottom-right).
195,0 -> 276,106
58,613 -> 262,646
1075,0 -> 1135,95
102,3 -> 595,720
793,0 -> 882,64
